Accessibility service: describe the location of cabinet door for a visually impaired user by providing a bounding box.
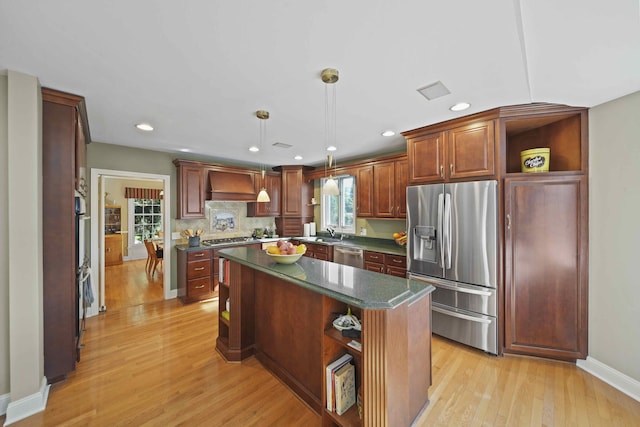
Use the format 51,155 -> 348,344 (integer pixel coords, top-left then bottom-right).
504,175 -> 588,360
356,165 -> 374,217
373,161 -> 395,217
407,131 -> 445,184
177,164 -> 205,219
395,159 -> 408,218
448,120 -> 495,180
281,167 -> 303,216
248,173 -> 281,217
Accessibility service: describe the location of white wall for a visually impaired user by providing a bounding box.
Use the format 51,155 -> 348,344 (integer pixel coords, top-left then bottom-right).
588,91 -> 640,381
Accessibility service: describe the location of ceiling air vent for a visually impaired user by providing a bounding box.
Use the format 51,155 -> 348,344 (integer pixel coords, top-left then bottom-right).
272,142 -> 292,149
417,81 -> 450,100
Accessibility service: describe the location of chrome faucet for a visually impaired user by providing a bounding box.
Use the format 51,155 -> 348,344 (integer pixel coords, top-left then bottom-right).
327,227 -> 336,238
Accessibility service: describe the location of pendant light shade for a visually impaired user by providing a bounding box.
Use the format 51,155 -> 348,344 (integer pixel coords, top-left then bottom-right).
256,110 -> 270,202
257,170 -> 271,202
322,154 -> 340,195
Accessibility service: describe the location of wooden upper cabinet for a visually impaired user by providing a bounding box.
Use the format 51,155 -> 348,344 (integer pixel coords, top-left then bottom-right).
174,160 -> 206,219
405,120 -> 496,184
395,158 -> 408,218
356,165 -> 374,217
373,161 -> 395,217
407,131 -> 446,183
277,165 -> 313,217
448,120 -> 495,180
247,172 -> 281,217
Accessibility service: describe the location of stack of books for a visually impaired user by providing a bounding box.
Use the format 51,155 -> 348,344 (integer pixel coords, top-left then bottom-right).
326,354 -> 356,416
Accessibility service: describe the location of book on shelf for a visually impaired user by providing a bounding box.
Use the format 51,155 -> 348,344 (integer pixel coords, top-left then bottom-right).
325,353 -> 353,412
334,362 -> 356,416
221,310 -> 229,321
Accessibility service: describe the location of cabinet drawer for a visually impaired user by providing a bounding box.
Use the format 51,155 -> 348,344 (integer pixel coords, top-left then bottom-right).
187,277 -> 211,297
365,262 -> 384,273
188,250 -> 211,261
386,266 -> 407,278
364,251 -> 385,263
309,243 -> 328,254
386,255 -> 406,268
187,260 -> 211,278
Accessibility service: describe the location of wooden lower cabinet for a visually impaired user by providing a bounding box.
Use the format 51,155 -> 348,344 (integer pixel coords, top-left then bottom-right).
364,251 -> 407,278
177,248 -> 215,303
104,234 -> 123,266
504,175 -> 588,360
294,241 -> 333,261
217,259 -> 431,426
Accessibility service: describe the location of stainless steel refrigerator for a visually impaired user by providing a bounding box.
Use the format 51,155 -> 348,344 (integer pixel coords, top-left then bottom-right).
407,180 -> 498,354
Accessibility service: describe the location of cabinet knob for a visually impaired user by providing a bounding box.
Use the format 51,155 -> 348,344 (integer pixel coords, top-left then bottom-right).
194,267 -> 205,271
194,253 -> 205,257
195,285 -> 205,289
450,163 -> 453,174
506,214 -> 511,230
440,165 -> 444,178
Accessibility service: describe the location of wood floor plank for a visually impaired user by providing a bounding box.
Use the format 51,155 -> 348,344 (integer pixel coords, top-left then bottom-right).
2,260 -> 640,426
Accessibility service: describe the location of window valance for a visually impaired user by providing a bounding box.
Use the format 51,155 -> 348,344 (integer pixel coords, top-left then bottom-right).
124,187 -> 162,199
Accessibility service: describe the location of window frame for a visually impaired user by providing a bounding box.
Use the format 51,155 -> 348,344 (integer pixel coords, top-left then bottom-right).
320,174 -> 356,234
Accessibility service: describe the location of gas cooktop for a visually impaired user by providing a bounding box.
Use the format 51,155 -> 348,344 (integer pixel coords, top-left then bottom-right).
201,237 -> 254,246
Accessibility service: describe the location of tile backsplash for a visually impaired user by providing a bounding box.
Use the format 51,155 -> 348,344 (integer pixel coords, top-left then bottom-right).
175,201 -> 276,240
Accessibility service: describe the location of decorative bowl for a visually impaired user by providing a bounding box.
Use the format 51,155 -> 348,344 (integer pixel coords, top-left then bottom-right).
265,250 -> 305,264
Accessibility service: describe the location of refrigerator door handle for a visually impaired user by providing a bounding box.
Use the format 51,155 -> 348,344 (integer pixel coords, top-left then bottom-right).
444,193 -> 452,269
433,305 -> 492,324
437,193 -> 444,268
435,281 -> 493,296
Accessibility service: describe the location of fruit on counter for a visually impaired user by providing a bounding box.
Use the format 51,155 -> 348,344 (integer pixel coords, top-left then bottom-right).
394,231 -> 408,246
267,240 -> 306,255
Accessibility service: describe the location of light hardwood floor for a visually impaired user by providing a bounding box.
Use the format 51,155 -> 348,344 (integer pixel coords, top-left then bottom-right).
4,261 -> 640,426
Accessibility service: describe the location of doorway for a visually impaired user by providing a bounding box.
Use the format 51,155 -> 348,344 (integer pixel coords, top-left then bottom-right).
89,168 -> 174,317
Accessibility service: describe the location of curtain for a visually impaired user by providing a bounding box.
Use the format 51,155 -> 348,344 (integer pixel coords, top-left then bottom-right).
124,187 -> 162,199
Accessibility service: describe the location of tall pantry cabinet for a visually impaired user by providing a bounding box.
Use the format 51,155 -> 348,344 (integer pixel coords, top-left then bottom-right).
502,106 -> 589,360
42,88 -> 91,383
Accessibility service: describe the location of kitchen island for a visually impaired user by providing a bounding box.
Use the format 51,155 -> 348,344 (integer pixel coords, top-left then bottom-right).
217,246 -> 434,427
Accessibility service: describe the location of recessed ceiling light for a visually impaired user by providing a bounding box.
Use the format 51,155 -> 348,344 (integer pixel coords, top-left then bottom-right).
179,148 -> 191,152
381,130 -> 395,137
135,123 -> 154,131
249,146 -> 259,152
450,102 -> 471,112
294,155 -> 303,160
326,145 -> 337,152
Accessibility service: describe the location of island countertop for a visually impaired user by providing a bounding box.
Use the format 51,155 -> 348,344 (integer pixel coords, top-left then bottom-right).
219,246 -> 434,309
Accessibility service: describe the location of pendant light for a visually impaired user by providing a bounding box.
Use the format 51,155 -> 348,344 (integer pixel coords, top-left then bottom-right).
321,68 -> 340,196
256,110 -> 271,202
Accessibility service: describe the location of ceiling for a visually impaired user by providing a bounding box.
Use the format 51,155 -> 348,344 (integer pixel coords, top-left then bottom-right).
1,1 -> 639,168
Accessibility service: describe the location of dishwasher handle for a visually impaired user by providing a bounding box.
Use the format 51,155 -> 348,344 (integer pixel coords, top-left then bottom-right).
334,247 -> 364,255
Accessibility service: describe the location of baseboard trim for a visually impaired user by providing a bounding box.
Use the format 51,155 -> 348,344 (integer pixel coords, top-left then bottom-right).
577,356 -> 640,402
0,393 -> 9,416
3,377 -> 50,426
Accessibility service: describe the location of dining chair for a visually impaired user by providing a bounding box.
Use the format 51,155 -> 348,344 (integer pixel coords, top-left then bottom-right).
144,239 -> 163,276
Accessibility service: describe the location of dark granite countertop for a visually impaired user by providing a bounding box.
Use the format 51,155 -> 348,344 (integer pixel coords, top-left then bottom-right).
219,246 -> 433,310
176,235 -> 407,256
292,235 -> 407,256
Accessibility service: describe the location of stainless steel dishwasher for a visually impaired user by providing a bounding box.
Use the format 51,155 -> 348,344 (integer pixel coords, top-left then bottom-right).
333,245 -> 364,269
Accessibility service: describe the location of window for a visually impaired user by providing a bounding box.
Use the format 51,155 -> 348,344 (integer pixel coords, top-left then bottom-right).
321,175 -> 355,234
130,198 -> 163,244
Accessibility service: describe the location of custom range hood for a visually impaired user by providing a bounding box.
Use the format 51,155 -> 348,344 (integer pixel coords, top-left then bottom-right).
207,168 -> 257,201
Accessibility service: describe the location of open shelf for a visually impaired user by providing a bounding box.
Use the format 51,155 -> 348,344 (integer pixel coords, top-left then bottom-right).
324,328 -> 361,354
504,112 -> 585,174
324,404 -> 361,427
